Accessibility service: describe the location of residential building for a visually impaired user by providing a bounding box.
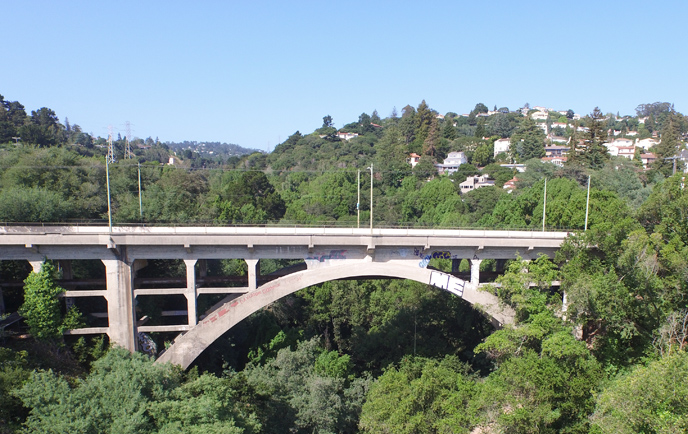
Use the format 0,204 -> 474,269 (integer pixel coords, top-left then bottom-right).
616,145 -> 636,159
337,131 -> 359,141
503,177 -> 518,192
407,153 -> 421,168
494,138 -> 510,157
544,145 -> 569,157
459,174 -> 495,193
641,153 -> 656,169
636,138 -> 658,150
541,156 -> 567,167
435,151 -> 467,175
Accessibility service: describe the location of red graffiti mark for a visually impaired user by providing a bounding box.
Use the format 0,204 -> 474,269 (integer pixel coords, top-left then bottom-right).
230,301 -> 239,307
218,307 -> 230,317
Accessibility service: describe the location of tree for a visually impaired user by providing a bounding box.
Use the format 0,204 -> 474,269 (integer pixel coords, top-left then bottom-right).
360,356 -> 478,434
19,262 -> 65,341
592,351 -> 688,433
651,110 -> 682,177
472,103 -> 488,114
510,117 -> 545,162
568,107 -> 609,169
322,115 -> 334,128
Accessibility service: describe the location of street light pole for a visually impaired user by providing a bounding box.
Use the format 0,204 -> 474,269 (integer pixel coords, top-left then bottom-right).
584,175 -> 591,231
542,178 -> 547,232
357,170 -> 360,229
368,164 -> 373,233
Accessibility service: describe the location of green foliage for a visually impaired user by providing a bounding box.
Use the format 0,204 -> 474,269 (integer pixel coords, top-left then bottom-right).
15,349 -> 259,434
20,262 -> 65,341
510,116 -> 546,162
592,351 -> 688,433
0,348 -> 31,431
244,338 -> 370,434
360,356 -> 478,434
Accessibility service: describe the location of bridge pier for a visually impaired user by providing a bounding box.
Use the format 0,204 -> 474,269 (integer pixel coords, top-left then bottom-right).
102,258 -> 137,351
184,259 -> 198,326
246,259 -> 259,291
470,259 -> 482,285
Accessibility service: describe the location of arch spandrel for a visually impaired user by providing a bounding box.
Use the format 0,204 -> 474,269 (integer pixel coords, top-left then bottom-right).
155,259 -> 515,369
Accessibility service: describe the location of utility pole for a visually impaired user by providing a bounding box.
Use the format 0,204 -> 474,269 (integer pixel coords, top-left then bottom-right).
368,164 -> 374,233
357,170 -> 360,229
138,162 -> 143,221
542,178 -> 547,232
584,175 -> 591,231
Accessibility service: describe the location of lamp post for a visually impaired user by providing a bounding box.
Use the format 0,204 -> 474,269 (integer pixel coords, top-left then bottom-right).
542,178 -> 547,232
357,170 -> 360,229
367,164 -> 373,233
584,175 -> 591,231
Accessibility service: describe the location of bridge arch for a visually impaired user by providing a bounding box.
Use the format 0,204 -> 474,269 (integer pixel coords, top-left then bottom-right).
156,260 -> 515,369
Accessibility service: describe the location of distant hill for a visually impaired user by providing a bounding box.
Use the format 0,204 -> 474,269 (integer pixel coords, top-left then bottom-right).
165,140 -> 262,157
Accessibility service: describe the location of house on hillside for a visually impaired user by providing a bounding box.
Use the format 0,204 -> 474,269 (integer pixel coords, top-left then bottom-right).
641,153 -> 656,169
503,177 -> 518,192
636,138 -> 658,150
494,138 -> 510,157
615,145 -> 636,159
436,151 -> 468,175
544,145 -> 569,157
407,153 -> 421,168
459,174 -> 495,193
541,156 -> 567,167
337,131 -> 359,141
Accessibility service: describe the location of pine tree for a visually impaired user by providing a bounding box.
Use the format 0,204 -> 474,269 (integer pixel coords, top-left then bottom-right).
568,107 -> 609,169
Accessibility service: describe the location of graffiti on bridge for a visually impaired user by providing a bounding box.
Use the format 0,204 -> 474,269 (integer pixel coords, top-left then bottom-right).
429,270 -> 465,298
414,247 -> 452,268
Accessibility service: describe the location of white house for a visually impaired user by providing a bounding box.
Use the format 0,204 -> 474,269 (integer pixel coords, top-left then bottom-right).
407,153 -> 421,168
616,146 -> 636,159
494,138 -> 510,157
459,174 -> 495,193
636,138 -> 658,150
436,151 -> 468,175
337,131 -> 359,141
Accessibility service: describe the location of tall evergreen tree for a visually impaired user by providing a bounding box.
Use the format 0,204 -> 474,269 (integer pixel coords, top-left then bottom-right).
510,117 -> 545,162
568,107 -> 609,168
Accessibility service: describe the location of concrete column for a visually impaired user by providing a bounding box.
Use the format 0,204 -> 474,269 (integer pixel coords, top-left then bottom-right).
451,258 -> 461,274
495,259 -> 507,273
29,261 -> 43,273
470,259 -> 482,285
245,259 -> 259,291
102,258 -> 137,351
184,259 -> 198,326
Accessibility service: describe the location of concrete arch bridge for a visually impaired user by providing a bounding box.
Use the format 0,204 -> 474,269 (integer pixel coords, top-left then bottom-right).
0,226 -> 568,369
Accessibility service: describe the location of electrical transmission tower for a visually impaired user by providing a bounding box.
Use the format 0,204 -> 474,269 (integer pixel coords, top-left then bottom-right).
124,121 -> 135,159
106,125 -> 117,164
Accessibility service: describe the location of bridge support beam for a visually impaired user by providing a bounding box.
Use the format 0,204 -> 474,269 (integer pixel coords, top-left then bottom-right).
184,259 -> 198,326
246,259 -> 259,291
470,259 -> 482,285
102,258 -> 137,351
29,261 -> 43,273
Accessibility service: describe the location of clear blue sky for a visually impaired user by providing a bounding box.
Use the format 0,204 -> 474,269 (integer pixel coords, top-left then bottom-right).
2,1 -> 686,151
